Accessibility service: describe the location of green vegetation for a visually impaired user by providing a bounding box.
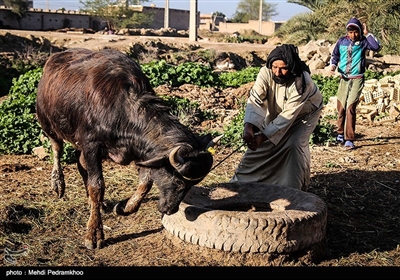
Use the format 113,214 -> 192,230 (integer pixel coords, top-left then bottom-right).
311,74 -> 339,105
141,60 -> 222,88
0,68 -> 42,155
160,95 -> 217,130
219,67 -> 260,88
325,161 -> 340,168
309,116 -> 336,145
220,97 -> 247,149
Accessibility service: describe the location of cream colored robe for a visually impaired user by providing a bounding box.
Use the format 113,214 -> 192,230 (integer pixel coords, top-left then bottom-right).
230,66 -> 323,191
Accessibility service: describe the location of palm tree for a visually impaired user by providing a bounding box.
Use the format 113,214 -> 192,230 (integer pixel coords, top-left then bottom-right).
287,0 -> 327,12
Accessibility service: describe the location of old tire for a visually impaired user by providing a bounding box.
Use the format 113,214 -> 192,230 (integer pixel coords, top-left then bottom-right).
162,182 -> 327,254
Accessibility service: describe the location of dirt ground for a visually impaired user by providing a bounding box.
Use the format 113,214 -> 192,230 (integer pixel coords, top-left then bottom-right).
0,28 -> 276,55
0,30 -> 400,275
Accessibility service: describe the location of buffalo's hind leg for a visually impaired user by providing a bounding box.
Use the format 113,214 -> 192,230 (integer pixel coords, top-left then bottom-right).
76,150 -> 88,193
113,167 -> 153,216
49,137 -> 65,198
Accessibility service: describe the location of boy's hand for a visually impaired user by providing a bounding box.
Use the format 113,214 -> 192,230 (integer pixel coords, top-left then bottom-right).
362,23 -> 369,35
329,65 -> 336,75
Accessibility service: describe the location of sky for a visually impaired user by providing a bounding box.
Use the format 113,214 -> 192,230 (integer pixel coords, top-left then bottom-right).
32,1 -> 311,21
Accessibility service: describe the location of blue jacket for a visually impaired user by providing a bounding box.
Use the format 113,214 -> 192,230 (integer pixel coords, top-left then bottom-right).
330,18 -> 381,79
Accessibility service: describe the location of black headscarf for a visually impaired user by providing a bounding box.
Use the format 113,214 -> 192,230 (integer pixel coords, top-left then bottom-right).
266,44 -> 310,94
266,44 -> 310,77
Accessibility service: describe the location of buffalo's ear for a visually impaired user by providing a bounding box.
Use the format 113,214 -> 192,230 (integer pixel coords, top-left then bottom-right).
136,156 -> 168,168
196,133 -> 223,150
196,133 -> 212,150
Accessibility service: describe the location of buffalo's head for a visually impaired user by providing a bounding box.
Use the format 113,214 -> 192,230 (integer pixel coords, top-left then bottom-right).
140,134 -> 221,215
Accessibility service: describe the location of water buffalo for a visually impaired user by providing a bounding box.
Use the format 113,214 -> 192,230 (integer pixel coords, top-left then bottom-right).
36,48 -> 217,249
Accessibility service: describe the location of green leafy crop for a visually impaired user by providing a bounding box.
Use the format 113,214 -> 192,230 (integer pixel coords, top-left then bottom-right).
311,74 -> 340,105
141,60 -> 221,88
0,68 -> 43,155
219,67 -> 260,88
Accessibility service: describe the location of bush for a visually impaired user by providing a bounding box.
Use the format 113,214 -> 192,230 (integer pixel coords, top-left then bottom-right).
219,67 -> 260,88
0,68 -> 43,155
311,74 -> 339,105
221,97 -> 247,149
141,60 -> 221,88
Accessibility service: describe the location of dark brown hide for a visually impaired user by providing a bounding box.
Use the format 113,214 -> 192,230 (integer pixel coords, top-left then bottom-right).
36,48 -> 214,249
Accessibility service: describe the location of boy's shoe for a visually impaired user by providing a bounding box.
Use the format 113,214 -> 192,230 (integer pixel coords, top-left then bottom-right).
344,140 -> 355,150
336,134 -> 344,144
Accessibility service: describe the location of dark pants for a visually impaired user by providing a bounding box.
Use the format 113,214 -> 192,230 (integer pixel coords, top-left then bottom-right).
336,77 -> 364,141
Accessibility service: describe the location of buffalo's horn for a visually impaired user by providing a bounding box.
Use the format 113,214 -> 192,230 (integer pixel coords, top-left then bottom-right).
169,146 -> 184,169
206,134 -> 224,149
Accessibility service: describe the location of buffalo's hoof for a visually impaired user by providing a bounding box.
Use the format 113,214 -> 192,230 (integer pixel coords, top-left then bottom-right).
84,239 -> 94,250
84,238 -> 104,250
113,199 -> 130,216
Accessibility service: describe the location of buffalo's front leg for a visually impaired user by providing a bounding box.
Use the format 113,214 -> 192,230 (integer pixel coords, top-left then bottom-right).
76,150 -> 88,194
114,168 -> 153,216
77,151 -> 108,213
84,147 -> 105,249
86,181 -> 105,249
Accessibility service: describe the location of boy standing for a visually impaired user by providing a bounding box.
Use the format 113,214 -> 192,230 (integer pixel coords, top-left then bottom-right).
330,17 -> 381,149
